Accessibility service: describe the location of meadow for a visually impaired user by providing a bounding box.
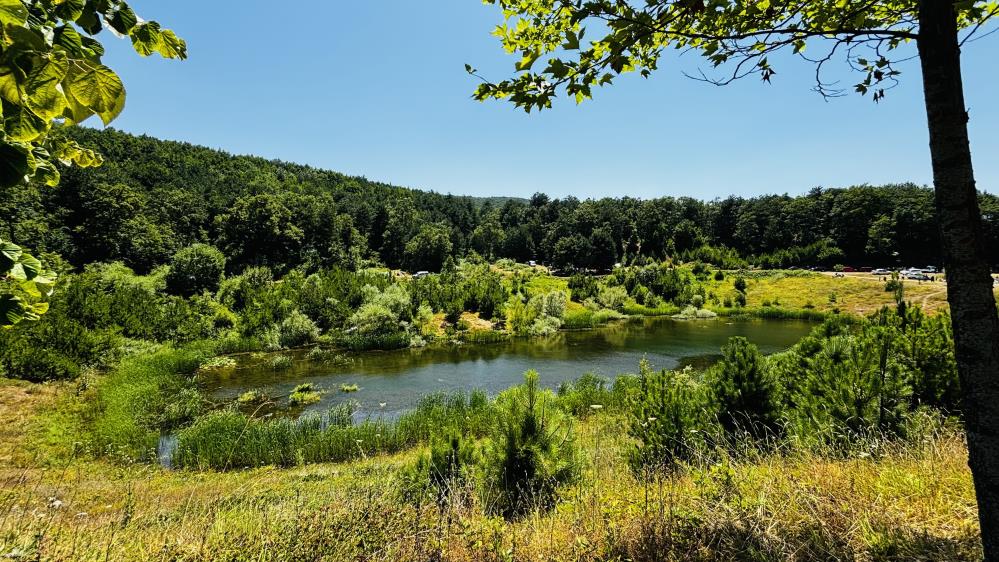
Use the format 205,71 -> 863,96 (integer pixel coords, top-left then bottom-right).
0,380 -> 979,561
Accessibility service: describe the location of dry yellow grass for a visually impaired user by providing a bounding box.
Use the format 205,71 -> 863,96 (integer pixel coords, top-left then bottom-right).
702,271 -> 975,316
0,380 -> 981,561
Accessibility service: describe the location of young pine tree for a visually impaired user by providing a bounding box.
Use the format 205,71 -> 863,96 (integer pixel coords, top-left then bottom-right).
708,337 -> 781,438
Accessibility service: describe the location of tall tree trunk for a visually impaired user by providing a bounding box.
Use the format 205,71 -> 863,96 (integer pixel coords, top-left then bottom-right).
917,1 -> 999,557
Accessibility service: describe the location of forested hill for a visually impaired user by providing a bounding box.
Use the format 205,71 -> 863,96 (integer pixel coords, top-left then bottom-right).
3,126 -> 998,275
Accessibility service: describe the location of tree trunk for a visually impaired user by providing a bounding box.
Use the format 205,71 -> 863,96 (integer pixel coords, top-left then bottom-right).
917,1 -> 999,557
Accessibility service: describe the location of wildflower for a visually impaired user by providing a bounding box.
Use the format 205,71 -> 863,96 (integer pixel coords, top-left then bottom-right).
47,497 -> 64,509
647,417 -> 657,422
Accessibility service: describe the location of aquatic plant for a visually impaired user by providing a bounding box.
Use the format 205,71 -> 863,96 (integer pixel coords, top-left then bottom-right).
269,355 -> 293,370
289,383 -> 322,406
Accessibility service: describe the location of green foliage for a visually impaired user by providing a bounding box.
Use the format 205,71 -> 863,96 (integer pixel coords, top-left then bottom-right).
278,310 -> 319,348
0,238 -> 56,327
289,383 -> 321,406
0,1 -> 184,190
483,371 -> 580,518
402,433 -> 478,506
174,392 -> 494,470
628,360 -> 716,471
568,273 -> 599,302
733,277 -> 748,293
708,337 -> 780,437
165,244 -> 225,297
404,222 -> 454,273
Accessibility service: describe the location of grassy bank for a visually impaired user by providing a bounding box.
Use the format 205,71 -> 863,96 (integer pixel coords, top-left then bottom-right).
0,411 -> 979,561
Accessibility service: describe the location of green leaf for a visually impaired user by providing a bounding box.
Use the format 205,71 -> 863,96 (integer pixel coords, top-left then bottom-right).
0,294 -> 25,327
0,239 -> 22,272
4,105 -> 50,142
25,51 -> 70,120
54,0 -> 86,21
18,251 -> 41,280
130,21 -> 161,56
0,140 -> 33,187
155,29 -> 187,59
0,0 -> 28,26
109,2 -> 137,34
66,62 -> 125,125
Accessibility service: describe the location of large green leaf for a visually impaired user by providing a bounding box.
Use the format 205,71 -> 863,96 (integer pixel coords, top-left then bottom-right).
18,251 -> 41,280
66,62 -> 125,125
0,294 -> 25,327
4,104 -> 50,141
53,0 -> 86,21
0,141 -> 33,187
25,51 -> 70,120
0,240 -> 22,272
0,0 -> 27,26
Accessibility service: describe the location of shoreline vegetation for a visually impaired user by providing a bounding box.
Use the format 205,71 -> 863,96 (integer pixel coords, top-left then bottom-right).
1,295 -> 979,559
2,130 -> 993,559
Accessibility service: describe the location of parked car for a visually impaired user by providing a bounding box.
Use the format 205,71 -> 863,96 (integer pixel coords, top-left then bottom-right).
871,268 -> 890,275
905,272 -> 930,281
924,266 -> 939,273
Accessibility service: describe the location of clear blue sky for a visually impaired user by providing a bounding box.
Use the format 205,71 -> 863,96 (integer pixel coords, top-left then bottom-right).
96,1 -> 999,200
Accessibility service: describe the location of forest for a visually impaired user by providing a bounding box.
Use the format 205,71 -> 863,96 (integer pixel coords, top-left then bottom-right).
5,127 -> 999,278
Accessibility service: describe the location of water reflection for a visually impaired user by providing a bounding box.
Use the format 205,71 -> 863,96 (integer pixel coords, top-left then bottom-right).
199,317 -> 813,418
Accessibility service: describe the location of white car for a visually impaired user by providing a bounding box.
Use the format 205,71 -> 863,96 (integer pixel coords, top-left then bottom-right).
871,268 -> 890,275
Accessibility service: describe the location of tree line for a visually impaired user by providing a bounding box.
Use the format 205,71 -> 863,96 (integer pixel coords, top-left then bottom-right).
4,127 -> 999,277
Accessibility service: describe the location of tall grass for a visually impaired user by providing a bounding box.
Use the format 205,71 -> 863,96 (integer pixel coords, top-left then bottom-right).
174,390 -> 494,470
337,332 -> 410,351
563,308 -> 625,329
89,341 -> 216,460
713,306 -> 830,321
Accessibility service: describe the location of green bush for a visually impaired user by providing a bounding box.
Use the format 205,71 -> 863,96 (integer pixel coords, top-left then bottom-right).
707,337 -> 781,438
402,433 -> 478,506
483,371 -> 581,519
628,360 -> 716,471
279,309 -> 320,348
165,244 -> 226,296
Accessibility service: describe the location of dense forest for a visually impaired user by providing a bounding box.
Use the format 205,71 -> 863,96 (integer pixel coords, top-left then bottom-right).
4,127 -> 999,276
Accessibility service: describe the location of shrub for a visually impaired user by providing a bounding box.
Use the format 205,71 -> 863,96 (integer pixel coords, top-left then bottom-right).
402,433 -> 478,507
528,290 -> 568,320
733,276 -> 747,293
269,355 -> 292,370
279,309 -> 320,348
597,285 -> 629,311
528,315 -> 562,336
556,373 -> 619,417
483,371 -> 581,518
165,244 -> 226,296
567,274 -> 599,302
714,270 -> 725,281
628,360 -> 716,471
690,294 -> 704,309
734,292 -> 747,307
708,337 -> 780,437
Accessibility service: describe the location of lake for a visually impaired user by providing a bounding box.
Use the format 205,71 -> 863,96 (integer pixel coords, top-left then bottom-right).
199,317 -> 815,419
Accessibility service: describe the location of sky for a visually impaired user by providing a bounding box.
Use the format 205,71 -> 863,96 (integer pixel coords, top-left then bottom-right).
96,1 -> 999,200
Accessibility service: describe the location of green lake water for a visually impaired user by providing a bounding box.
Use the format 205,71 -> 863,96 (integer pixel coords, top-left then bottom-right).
200,317 -> 815,419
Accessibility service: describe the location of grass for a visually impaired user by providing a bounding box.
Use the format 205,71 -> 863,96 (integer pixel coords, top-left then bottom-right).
0,409 -> 979,561
173,391 -> 494,470
701,270 -> 955,316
